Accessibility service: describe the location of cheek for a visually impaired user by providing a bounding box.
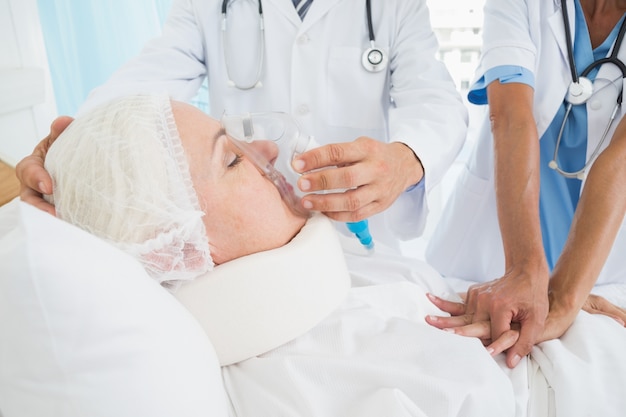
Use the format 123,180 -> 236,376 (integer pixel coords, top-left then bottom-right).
198,163 -> 305,264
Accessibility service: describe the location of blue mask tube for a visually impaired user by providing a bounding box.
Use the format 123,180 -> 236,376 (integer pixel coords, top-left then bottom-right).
346,220 -> 375,254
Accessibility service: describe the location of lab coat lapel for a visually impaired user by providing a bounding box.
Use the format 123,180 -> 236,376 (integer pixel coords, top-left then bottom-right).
265,0 -> 301,27
547,0 -> 573,74
298,0 -> 344,32
264,0 -> 344,31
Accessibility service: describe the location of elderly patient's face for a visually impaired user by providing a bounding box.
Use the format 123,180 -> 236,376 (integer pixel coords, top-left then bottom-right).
172,102 -> 308,265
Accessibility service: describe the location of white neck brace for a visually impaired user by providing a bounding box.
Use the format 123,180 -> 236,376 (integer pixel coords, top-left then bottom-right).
174,214 -> 351,366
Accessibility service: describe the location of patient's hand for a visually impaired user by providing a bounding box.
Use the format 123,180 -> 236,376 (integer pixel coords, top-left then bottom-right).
15,116 -> 73,215
457,270 -> 549,369
582,294 -> 626,326
426,293 -> 625,359
425,294 -> 520,356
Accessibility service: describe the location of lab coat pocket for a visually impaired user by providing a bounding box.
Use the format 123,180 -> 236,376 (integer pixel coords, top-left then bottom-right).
327,46 -> 388,130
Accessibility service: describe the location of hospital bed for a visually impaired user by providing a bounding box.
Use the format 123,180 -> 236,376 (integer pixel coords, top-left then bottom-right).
1,198 -> 625,417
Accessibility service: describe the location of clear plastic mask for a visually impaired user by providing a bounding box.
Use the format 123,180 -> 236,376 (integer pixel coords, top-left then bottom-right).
221,112 -> 312,217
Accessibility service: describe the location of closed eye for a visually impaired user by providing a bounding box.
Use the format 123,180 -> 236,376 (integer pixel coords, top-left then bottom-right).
228,153 -> 243,168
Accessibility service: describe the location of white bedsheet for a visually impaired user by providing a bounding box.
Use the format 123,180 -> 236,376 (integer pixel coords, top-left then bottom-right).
446,278 -> 626,417
223,242 -> 626,417
223,282 -> 516,417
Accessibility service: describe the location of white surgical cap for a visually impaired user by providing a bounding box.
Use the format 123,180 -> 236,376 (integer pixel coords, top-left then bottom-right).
45,94 -> 213,288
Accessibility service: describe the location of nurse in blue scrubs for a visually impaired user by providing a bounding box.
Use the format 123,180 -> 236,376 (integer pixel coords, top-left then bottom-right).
426,0 -> 626,368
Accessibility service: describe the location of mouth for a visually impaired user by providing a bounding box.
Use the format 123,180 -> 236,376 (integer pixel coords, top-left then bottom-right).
268,171 -> 310,218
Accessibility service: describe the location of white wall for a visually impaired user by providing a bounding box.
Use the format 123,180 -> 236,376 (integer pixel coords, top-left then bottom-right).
0,0 -> 56,167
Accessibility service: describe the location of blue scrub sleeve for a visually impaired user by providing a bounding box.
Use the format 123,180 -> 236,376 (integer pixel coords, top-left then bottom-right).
468,65 -> 535,105
406,176 -> 425,193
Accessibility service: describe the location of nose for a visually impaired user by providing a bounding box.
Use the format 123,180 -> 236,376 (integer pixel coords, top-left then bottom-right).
249,140 -> 279,165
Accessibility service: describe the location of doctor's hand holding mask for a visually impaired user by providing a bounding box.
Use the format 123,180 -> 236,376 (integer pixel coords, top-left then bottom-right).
425,0 -> 626,368
16,0 -> 466,251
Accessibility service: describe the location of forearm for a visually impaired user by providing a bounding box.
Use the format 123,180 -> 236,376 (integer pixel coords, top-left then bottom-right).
549,124 -> 626,309
487,82 -> 547,272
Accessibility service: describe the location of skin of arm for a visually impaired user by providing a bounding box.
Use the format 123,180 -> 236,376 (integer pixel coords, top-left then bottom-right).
544,112 -> 626,337
455,80 -> 550,368
467,81 -> 549,367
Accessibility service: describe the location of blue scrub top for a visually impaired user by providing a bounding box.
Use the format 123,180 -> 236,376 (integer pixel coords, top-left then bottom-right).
468,0 -> 625,270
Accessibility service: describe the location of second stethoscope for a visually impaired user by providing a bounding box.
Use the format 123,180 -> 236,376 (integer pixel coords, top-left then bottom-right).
221,0 -> 388,90
550,0 -> 626,180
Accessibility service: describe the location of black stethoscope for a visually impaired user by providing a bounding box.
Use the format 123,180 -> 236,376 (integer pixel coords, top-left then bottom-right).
221,0 -> 388,90
361,0 -> 388,73
550,0 -> 626,179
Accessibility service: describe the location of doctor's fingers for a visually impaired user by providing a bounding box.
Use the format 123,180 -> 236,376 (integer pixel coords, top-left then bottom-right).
486,329 -> 520,357
297,162 -> 373,195
293,138 -> 375,174
15,116 -> 73,215
504,314 -> 546,369
18,177 -> 56,216
463,284 -> 495,323
307,186 -> 385,222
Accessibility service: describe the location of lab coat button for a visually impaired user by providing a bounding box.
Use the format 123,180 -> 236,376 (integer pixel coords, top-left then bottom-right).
297,35 -> 309,45
589,99 -> 601,110
297,104 -> 309,115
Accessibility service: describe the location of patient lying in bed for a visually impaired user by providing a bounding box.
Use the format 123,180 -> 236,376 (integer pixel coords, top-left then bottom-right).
42,94 -> 626,417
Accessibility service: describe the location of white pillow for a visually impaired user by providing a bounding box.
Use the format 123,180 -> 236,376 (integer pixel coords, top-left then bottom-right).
0,199 -> 229,417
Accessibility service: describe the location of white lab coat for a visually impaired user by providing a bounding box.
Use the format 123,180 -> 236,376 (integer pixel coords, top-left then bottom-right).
426,0 -> 626,284
80,0 -> 467,250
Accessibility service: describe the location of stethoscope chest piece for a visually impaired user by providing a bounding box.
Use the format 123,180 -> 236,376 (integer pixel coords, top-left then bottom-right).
361,0 -> 387,73
566,77 -> 593,104
362,45 -> 388,72
551,1 -> 626,179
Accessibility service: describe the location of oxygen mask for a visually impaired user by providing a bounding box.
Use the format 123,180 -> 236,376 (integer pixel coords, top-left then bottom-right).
221,112 -> 312,217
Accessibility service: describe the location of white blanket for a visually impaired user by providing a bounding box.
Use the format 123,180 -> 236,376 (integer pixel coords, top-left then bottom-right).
223,282 -> 516,417
222,240 -> 520,417
223,237 -> 626,417
445,278 -> 626,417
216,226 -> 626,417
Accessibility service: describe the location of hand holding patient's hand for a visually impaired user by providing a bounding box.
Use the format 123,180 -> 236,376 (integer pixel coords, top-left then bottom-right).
425,264 -> 549,369
15,116 -> 73,215
426,292 -> 626,366
291,137 -> 423,222
464,269 -> 549,368
425,294 -> 521,360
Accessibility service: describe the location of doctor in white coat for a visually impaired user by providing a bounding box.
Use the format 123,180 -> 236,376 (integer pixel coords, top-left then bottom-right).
426,0 -> 626,368
17,0 -> 467,250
